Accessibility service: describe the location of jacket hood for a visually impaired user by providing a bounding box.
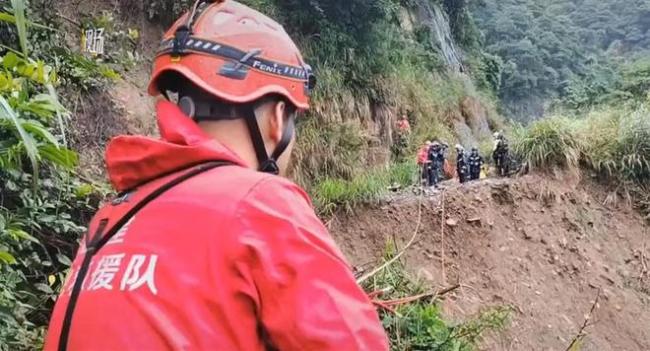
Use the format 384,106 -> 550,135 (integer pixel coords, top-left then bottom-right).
105,100 -> 247,191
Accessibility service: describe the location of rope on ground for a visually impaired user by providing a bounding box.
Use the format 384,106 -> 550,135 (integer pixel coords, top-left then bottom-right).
564,288 -> 601,351
371,284 -> 460,317
640,241 -> 648,280
356,189 -> 425,285
440,190 -> 446,285
377,284 -> 460,307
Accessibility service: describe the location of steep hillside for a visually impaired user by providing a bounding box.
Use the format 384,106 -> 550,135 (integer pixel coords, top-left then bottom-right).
47,0 -> 503,185
331,175 -> 650,350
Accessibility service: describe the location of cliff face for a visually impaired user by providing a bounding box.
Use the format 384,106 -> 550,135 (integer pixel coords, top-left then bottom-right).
288,0 -> 496,177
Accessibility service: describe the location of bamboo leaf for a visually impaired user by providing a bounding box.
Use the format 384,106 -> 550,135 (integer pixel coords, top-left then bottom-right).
10,0 -> 28,57
38,144 -> 78,169
17,93 -> 65,119
0,95 -> 40,184
0,11 -> 54,30
0,250 -> 17,264
7,228 -> 39,243
46,84 -> 68,147
21,120 -> 59,145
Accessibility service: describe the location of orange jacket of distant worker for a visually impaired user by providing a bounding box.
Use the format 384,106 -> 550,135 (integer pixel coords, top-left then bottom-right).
417,144 -> 430,164
397,118 -> 411,133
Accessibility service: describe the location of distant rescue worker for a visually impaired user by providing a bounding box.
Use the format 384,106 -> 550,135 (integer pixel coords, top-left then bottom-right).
492,132 -> 509,177
455,144 -> 469,183
417,141 -> 431,186
393,114 -> 411,160
440,141 -> 449,154
427,141 -> 444,187
468,147 -> 483,181
439,141 -> 449,179
396,114 -> 411,134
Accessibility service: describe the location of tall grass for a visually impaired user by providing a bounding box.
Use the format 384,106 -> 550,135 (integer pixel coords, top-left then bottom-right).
512,116 -> 582,171
10,0 -> 27,56
615,106 -> 650,182
575,104 -> 650,183
513,102 -> 650,187
312,162 -> 417,214
292,116 -> 366,187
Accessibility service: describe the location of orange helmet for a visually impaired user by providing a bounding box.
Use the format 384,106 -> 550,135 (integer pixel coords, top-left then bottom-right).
148,0 -> 314,110
148,0 -> 315,174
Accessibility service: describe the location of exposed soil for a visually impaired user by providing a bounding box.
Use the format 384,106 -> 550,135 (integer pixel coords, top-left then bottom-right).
59,0 -> 161,179
330,174 -> 650,351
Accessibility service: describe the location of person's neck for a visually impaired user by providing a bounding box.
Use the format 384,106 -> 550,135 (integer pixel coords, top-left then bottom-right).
198,120 -> 259,169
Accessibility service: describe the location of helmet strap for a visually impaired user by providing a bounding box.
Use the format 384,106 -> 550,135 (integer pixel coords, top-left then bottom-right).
242,106 -> 295,175
172,0 -> 214,57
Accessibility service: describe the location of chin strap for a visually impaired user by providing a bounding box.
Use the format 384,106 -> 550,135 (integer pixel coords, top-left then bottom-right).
242,106 -> 295,175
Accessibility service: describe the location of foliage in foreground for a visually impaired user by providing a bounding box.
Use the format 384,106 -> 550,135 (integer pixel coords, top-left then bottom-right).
364,244 -> 511,350
0,1 -> 106,349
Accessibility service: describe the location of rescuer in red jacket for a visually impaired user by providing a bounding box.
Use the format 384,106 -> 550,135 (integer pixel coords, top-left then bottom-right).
44,1 -> 389,350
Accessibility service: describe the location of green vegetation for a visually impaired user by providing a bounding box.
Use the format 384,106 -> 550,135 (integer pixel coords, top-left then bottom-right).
512,116 -> 581,171
0,2 -> 106,349
509,25 -> 650,190
512,100 -> 650,218
563,56 -> 650,110
513,102 -> 650,183
471,0 -> 650,120
365,244 -> 512,350
313,162 -> 417,214
578,104 -> 650,183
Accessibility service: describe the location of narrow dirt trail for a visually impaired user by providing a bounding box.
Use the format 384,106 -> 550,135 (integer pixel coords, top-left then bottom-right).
330,174 -> 650,351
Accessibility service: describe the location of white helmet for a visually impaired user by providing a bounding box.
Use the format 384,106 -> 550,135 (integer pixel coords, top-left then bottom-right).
493,132 -> 501,139
455,144 -> 464,151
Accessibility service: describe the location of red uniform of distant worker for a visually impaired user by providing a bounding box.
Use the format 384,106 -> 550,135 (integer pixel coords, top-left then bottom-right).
397,116 -> 411,134
44,1 -> 388,350
417,142 -> 430,165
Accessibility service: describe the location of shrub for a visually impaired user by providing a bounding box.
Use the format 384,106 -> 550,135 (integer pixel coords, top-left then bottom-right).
365,243 -> 512,350
0,2 -> 103,349
616,106 -> 650,182
512,116 -> 582,171
513,102 -> 650,184
312,162 -> 418,214
292,117 -> 366,187
578,104 -> 650,183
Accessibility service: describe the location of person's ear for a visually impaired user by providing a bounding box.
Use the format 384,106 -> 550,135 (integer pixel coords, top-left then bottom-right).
269,100 -> 286,143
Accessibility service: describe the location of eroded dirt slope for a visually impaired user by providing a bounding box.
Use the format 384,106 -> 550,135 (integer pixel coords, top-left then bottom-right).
330,174 -> 650,351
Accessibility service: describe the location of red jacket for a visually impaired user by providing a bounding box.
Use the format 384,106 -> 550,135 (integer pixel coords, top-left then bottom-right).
417,145 -> 429,165
44,101 -> 388,351
396,119 -> 410,133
